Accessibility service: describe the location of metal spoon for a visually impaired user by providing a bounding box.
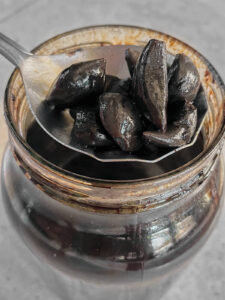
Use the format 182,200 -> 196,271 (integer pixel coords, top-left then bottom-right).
0,32 -> 207,163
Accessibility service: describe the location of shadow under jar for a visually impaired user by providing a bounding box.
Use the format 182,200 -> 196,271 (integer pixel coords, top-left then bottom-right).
1,25 -> 225,300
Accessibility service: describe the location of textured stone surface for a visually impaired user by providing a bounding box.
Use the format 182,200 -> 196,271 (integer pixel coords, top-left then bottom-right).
0,0 -> 225,299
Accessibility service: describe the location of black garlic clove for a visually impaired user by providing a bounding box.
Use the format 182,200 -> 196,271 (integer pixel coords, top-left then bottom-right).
99,93 -> 142,152
143,108 -> 197,148
133,39 -> 168,132
70,105 -> 113,147
46,59 -> 106,110
168,54 -> 200,105
125,48 -> 140,77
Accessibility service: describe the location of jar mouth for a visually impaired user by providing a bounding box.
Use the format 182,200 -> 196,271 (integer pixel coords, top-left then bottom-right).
4,25 -> 225,184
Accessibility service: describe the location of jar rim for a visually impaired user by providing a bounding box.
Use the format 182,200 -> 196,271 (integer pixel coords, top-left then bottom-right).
4,24 -> 225,185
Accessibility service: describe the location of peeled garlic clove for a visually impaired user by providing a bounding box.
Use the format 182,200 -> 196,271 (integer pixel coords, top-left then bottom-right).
168,54 -> 200,105
143,108 -> 197,148
99,93 -> 142,152
47,59 -> 106,109
133,39 -> 168,132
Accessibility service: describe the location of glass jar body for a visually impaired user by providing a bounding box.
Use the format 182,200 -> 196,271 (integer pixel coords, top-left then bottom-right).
2,25 -> 225,300
1,144 -> 224,299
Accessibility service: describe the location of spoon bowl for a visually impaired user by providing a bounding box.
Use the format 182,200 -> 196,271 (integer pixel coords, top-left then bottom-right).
0,33 -> 207,163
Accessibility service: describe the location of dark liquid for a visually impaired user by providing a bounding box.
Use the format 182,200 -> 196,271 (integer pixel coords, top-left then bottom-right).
26,120 -> 204,180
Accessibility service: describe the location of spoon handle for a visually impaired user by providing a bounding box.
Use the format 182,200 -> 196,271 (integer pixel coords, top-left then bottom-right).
0,32 -> 31,66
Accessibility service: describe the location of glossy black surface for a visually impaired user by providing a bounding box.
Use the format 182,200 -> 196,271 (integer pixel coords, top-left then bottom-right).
143,108 -> 197,148
46,59 -> 106,109
168,54 -> 200,105
133,39 -> 168,132
99,92 -> 142,152
70,105 -> 113,147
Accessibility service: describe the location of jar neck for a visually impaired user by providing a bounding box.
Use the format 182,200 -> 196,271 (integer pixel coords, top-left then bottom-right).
8,128 -> 223,214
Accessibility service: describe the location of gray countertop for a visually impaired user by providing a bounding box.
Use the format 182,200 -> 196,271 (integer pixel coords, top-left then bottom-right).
0,0 -> 225,299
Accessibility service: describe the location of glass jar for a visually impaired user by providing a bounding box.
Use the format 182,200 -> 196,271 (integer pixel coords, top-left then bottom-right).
1,25 -> 225,300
